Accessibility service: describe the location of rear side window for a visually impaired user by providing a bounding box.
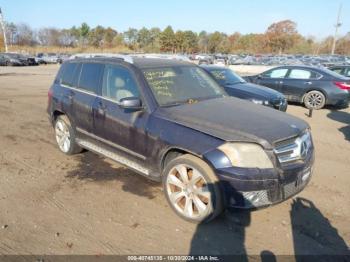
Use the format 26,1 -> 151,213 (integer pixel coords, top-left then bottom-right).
78,63 -> 104,93
346,68 -> 350,77
288,69 -> 320,79
331,67 -> 343,75
61,63 -> 78,86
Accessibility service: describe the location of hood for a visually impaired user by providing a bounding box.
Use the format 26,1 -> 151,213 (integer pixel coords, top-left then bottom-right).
225,82 -> 283,100
155,97 -> 308,149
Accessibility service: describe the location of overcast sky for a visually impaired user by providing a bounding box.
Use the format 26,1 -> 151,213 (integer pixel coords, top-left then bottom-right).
0,0 -> 348,39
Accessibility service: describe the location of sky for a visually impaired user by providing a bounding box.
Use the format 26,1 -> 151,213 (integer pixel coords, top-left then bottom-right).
0,0 -> 348,39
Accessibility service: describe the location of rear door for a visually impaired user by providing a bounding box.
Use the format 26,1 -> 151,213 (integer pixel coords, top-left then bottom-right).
92,63 -> 150,163
256,68 -> 289,92
282,69 -> 322,102
72,62 -> 104,132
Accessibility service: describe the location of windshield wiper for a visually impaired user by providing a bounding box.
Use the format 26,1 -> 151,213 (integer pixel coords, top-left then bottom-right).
161,95 -> 222,107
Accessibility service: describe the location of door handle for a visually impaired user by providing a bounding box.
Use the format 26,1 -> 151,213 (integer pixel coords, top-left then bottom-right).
97,101 -> 107,115
304,81 -> 312,85
65,91 -> 74,102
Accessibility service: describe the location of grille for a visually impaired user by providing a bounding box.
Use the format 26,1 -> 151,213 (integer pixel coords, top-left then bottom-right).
274,131 -> 312,164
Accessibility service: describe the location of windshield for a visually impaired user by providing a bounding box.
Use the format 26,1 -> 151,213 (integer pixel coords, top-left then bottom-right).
208,68 -> 246,85
143,66 -> 226,106
322,67 -> 350,80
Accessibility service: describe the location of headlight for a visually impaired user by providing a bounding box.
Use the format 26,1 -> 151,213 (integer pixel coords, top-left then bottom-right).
251,99 -> 269,105
218,143 -> 273,168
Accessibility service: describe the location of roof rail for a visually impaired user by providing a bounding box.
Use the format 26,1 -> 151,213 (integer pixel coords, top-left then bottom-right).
132,53 -> 191,62
69,53 -> 134,64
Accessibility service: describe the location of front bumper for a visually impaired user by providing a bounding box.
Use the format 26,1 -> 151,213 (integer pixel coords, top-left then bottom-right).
205,148 -> 314,209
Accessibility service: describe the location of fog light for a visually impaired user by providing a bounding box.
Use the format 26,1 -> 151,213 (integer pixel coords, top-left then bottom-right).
241,190 -> 271,207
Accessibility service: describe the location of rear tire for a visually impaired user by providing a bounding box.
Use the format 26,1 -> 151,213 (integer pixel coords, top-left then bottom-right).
162,154 -> 223,223
54,115 -> 82,155
303,90 -> 326,110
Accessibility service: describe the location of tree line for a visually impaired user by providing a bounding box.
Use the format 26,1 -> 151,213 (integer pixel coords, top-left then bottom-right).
1,20 -> 350,55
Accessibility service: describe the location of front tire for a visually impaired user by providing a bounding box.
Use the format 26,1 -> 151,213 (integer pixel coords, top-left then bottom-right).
163,154 -> 223,223
54,115 -> 82,155
303,90 -> 326,110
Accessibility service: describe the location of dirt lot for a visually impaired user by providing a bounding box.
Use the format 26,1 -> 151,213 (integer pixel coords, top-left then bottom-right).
0,65 -> 349,257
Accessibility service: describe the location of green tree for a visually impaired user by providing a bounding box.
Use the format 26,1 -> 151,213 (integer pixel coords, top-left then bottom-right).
137,27 -> 151,49
112,34 -> 125,46
174,30 -> 185,52
124,28 -> 138,50
198,31 -> 209,53
79,22 -> 90,47
160,26 -> 175,52
88,25 -> 105,47
208,31 -> 223,53
104,27 -> 118,48
148,27 -> 161,51
183,30 -> 198,53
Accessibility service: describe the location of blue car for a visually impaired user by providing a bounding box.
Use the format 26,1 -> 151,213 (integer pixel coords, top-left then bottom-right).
201,65 -> 288,111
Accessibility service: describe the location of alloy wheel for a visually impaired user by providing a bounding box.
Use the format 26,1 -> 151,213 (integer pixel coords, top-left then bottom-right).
166,164 -> 211,219
305,91 -> 325,109
55,119 -> 71,153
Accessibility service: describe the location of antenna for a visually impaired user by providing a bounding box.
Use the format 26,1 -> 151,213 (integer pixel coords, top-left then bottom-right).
331,4 -> 342,55
0,7 -> 8,52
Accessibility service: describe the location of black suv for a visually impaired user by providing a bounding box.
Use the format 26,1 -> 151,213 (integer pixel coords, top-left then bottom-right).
48,56 -> 314,223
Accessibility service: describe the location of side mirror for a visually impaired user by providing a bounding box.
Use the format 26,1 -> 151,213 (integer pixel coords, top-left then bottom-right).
119,97 -> 143,111
257,74 -> 262,79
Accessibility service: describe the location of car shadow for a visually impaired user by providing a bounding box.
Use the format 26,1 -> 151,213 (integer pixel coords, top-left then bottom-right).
189,184 -> 277,261
290,197 -> 349,260
327,110 -> 350,142
190,189 -> 348,260
189,208 -> 251,257
65,151 -> 161,199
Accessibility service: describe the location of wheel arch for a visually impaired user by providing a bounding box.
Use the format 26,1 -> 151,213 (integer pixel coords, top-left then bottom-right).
53,110 -> 65,121
160,147 -> 202,176
301,88 -> 328,103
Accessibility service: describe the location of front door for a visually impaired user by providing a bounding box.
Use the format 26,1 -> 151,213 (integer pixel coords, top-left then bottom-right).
93,64 -> 150,164
257,67 -> 289,92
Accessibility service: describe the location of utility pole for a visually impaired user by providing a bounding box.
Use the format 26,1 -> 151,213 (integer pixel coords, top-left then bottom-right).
0,7 -> 8,52
331,4 -> 342,55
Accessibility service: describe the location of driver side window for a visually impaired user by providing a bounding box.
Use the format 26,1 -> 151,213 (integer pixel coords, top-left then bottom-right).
102,65 -> 140,102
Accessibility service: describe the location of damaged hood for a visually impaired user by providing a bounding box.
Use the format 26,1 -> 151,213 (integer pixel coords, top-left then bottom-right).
155,97 -> 308,149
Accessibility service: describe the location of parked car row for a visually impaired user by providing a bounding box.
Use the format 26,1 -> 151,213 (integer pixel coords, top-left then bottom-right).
0,52 -> 38,66
190,53 -> 350,67
35,53 -> 70,64
0,52 -> 72,66
201,65 -> 288,111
